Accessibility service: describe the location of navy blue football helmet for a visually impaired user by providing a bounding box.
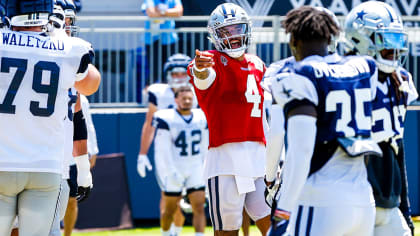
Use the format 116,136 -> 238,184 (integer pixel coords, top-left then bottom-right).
2,0 -> 53,27
163,54 -> 191,88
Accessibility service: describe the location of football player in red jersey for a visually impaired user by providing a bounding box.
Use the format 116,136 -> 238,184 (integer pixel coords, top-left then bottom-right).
187,3 -> 271,236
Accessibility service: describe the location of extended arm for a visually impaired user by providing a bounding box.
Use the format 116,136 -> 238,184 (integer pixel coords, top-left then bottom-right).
265,104 -> 285,182
136,103 -> 157,178
276,105 -> 317,213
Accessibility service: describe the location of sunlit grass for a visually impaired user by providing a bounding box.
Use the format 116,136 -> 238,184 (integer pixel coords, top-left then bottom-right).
73,221 -> 420,236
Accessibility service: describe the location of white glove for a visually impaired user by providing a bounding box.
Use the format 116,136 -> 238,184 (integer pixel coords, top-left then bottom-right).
137,154 -> 152,178
75,154 -> 93,188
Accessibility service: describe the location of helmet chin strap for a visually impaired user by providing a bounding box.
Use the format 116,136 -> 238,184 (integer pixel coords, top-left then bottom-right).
376,56 -> 398,73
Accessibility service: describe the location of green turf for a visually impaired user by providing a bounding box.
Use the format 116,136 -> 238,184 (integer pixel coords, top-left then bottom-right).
73,226 -> 259,235
72,222 -> 420,236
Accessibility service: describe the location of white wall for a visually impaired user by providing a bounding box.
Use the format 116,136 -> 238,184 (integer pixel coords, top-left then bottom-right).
78,0 -> 144,15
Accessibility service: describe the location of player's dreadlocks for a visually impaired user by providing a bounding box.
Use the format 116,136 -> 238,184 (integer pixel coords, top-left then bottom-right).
282,6 -> 340,44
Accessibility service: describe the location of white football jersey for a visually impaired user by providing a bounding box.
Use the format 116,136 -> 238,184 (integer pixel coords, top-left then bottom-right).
153,108 -> 208,173
0,30 -> 92,173
147,83 -> 198,109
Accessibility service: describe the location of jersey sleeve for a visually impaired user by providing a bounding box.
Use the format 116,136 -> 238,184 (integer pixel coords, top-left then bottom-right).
72,37 -> 94,82
147,84 -> 170,107
147,85 -> 159,106
270,72 -> 319,116
152,113 -> 170,130
398,69 -> 419,104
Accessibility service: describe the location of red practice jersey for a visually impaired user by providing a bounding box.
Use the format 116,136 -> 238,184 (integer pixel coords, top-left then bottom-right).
188,50 -> 266,148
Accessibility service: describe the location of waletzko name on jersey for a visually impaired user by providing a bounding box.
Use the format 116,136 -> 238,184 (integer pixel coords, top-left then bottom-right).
2,32 -> 64,51
312,58 -> 370,79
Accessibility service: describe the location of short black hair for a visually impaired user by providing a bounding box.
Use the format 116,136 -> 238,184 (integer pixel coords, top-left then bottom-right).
282,6 -> 340,44
174,86 -> 193,98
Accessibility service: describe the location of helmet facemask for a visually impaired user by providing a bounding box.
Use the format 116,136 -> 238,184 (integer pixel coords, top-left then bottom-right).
373,29 -> 408,73
64,10 -> 79,36
211,23 -> 251,58
47,4 -> 65,35
167,67 -> 189,89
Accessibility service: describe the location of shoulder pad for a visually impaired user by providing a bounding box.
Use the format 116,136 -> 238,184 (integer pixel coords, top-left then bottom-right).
398,67 -> 410,77
148,83 -> 170,94
263,57 -> 295,89
270,71 -> 319,108
247,54 -> 264,72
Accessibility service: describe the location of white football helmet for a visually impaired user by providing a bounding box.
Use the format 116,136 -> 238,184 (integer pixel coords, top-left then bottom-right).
47,0 -> 65,35
208,3 -> 251,58
344,1 -> 408,73
315,7 -> 340,53
63,0 -> 79,36
164,53 -> 191,89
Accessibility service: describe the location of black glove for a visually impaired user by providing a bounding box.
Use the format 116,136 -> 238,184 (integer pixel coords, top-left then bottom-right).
76,186 -> 91,202
403,214 -> 415,236
264,177 -> 280,208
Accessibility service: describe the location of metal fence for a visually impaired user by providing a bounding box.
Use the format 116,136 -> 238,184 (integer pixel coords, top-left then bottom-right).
76,15 -> 420,106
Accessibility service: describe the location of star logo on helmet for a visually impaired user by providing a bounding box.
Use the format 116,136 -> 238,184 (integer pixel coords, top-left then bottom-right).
356,10 -> 367,21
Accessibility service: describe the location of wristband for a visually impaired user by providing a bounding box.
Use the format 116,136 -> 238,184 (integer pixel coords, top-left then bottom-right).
273,208 -> 291,221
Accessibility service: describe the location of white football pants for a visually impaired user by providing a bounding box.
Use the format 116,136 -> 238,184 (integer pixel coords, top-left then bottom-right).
288,204 -> 375,236
0,172 -> 61,236
374,207 -> 411,236
49,179 -> 70,236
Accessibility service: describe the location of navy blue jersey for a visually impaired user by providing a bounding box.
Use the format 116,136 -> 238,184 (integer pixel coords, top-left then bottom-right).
371,68 -> 418,143
271,54 -> 378,143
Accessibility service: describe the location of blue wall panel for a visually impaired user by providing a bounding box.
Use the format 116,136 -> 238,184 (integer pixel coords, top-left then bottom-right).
404,111 -> 420,215
92,110 -> 420,219
92,112 -> 161,219
92,114 -> 119,155
118,113 -> 161,219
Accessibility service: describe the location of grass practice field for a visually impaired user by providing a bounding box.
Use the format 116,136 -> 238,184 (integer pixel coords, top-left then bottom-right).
73,222 -> 420,236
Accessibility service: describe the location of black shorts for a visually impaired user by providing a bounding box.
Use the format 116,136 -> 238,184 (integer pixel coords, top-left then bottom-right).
68,164 -> 78,197
73,110 -> 87,141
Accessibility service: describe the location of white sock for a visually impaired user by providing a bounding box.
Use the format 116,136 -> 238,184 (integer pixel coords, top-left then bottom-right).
195,233 -> 205,236
161,229 -> 171,236
173,226 -> 182,235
